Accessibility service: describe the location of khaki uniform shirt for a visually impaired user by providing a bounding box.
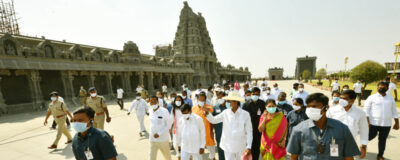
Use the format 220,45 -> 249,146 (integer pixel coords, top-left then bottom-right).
86,96 -> 107,113
79,89 -> 87,97
48,101 -> 67,118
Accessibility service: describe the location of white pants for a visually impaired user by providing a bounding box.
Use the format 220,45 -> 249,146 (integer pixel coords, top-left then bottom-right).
225,151 -> 241,160
172,134 -> 180,156
206,146 -> 216,159
181,151 -> 202,160
136,114 -> 146,133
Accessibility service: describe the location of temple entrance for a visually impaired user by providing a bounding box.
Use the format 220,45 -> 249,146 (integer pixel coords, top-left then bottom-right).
271,75 -> 276,80
73,75 -> 89,96
94,75 -> 107,95
1,71 -> 32,104
130,73 -> 140,92
111,75 -> 122,93
39,70 -> 65,100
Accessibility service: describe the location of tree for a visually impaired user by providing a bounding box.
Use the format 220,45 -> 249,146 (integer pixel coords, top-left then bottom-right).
315,68 -> 327,82
350,60 -> 387,88
302,70 -> 311,82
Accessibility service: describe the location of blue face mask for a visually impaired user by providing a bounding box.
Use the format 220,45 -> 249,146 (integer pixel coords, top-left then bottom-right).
226,102 -> 232,109
333,97 -> 340,102
251,95 -> 259,101
278,101 -> 286,105
267,107 -> 277,114
72,122 -> 89,133
245,96 -> 252,101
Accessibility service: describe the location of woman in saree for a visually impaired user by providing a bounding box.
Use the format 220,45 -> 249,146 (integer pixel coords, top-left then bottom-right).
258,99 -> 287,160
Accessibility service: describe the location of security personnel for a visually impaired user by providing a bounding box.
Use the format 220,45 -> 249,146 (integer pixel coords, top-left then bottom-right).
43,91 -> 73,149
78,86 -> 87,107
86,87 -> 111,130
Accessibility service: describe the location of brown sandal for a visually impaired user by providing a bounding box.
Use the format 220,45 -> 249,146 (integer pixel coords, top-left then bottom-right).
65,140 -> 72,144
48,144 -> 57,149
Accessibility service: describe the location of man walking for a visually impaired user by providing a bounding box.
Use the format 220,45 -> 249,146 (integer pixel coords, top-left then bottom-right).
116,86 -> 124,110
128,93 -> 148,136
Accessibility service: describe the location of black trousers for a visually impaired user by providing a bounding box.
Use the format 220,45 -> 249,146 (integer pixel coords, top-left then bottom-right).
117,98 -> 124,109
356,93 -> 362,105
369,125 -> 391,157
51,117 -> 70,128
251,132 -> 261,160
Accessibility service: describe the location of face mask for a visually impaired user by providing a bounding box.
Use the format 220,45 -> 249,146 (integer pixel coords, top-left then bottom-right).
198,101 -> 205,107
245,96 -> 252,101
175,101 -> 182,106
251,95 -> 259,101
183,113 -> 191,120
151,105 -> 158,109
90,93 -> 97,97
185,88 -> 189,90
71,122 -> 89,133
267,107 -> 277,114
333,97 -> 340,102
218,99 -> 225,105
171,97 -> 175,102
339,99 -> 349,107
278,101 -> 286,105
266,90 -> 271,94
226,102 -> 232,109
343,88 -> 348,91
306,108 -> 323,121
136,97 -> 140,100
299,88 -> 304,92
50,97 -> 57,101
292,105 -> 301,111
378,88 -> 387,94
182,96 -> 187,99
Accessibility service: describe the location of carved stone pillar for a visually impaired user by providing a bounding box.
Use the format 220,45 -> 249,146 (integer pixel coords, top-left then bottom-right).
147,72 -> 154,91
139,72 -> 144,87
167,73 -> 173,89
122,72 -> 132,93
88,71 -> 96,87
0,77 -> 6,113
28,70 -> 43,110
175,73 -> 181,90
105,72 -> 114,96
61,71 -> 75,100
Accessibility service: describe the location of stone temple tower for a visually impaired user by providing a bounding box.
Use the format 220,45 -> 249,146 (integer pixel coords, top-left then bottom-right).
172,1 -> 219,86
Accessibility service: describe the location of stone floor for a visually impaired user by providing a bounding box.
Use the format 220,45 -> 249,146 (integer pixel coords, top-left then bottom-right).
0,80 -> 399,160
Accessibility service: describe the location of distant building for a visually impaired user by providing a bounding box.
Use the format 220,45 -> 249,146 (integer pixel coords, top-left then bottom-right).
385,62 -> 400,80
295,56 -> 317,79
268,67 -> 284,80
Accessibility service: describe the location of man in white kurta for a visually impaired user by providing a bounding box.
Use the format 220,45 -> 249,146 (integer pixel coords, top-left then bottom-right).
175,104 -> 206,160
206,92 -> 252,160
128,93 -> 148,136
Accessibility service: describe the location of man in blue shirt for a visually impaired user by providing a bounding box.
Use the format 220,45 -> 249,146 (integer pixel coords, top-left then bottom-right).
182,90 -> 193,107
287,93 -> 360,160
71,107 -> 117,160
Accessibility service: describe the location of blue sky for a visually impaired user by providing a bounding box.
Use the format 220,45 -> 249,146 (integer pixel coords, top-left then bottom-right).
17,0 -> 400,77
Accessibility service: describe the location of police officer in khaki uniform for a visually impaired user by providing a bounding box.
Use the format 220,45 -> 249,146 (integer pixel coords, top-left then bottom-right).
86,87 -> 111,130
78,86 -> 87,107
43,91 -> 73,149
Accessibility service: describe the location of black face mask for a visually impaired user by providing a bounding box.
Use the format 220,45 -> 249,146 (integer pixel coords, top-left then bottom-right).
378,88 -> 387,94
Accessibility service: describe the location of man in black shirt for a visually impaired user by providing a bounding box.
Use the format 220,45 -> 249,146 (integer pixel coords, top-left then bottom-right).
71,107 -> 117,160
242,87 -> 266,160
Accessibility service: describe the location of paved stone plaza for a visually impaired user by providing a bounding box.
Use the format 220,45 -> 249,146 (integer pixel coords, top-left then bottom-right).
0,80 -> 399,160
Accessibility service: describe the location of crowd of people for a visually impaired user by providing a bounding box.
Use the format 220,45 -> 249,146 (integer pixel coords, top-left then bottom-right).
42,78 -> 400,160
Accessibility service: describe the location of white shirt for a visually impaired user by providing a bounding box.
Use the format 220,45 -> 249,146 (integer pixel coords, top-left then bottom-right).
261,93 -> 275,102
158,98 -> 165,108
211,97 -> 218,107
353,82 -> 363,93
271,87 -> 282,100
128,98 -> 148,116
239,89 -> 246,98
117,88 -> 124,99
148,107 -> 172,142
206,108 -> 253,153
171,108 -> 183,136
364,93 -> 399,127
331,82 -> 340,91
329,100 -> 341,108
162,85 -> 168,92
326,104 -> 369,145
175,114 -> 206,154
292,91 -> 309,106
387,82 -> 397,96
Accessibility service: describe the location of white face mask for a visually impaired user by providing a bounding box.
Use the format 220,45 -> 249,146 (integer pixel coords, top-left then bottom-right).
175,101 -> 182,106
292,105 -> 301,111
151,105 -> 158,109
266,90 -> 271,94
136,97 -> 140,100
217,99 -> 225,105
339,99 -> 349,107
299,88 -> 304,92
182,96 -> 187,99
50,97 -> 57,101
198,101 -> 205,107
90,93 -> 97,97
306,108 -> 324,121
